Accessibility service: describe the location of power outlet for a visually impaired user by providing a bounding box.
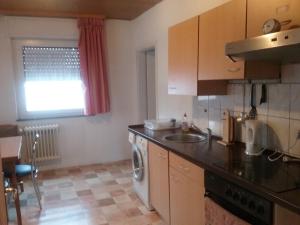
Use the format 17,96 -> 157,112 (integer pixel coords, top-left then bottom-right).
297,130 -> 300,139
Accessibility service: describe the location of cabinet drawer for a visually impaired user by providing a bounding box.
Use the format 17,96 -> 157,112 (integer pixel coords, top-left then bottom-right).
169,152 -> 204,183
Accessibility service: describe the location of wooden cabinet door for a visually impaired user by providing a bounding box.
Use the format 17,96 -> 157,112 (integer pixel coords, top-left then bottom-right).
168,16 -> 199,95
274,204 -> 300,225
170,167 -> 205,225
198,0 -> 246,80
149,142 -> 170,224
169,153 -> 205,225
0,150 -> 8,225
247,0 -> 300,38
169,167 -> 187,225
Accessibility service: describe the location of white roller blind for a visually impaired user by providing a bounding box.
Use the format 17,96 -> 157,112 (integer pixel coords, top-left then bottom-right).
23,46 -> 81,81
13,39 -> 85,119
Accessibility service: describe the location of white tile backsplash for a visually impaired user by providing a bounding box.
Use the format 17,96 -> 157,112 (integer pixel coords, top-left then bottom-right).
289,119 -> 300,156
290,84 -> 300,120
208,108 -> 221,136
230,84 -> 244,112
208,96 -> 221,110
192,64 -> 300,157
268,84 -> 290,118
267,116 -> 289,151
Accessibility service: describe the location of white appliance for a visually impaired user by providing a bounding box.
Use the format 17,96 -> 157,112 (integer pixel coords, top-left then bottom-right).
245,120 -> 266,156
128,132 -> 153,210
144,119 -> 180,130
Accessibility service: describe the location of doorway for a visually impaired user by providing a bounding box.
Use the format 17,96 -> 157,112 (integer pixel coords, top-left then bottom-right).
137,48 -> 156,121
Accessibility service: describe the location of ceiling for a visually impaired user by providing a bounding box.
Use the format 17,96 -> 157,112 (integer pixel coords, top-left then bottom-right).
0,0 -> 162,20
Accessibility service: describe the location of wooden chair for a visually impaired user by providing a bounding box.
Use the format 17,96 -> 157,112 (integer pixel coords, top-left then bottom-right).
4,178 -> 18,220
18,133 -> 42,209
5,133 -> 42,209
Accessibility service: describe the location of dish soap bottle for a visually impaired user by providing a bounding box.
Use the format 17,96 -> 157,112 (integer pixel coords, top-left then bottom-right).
181,113 -> 189,132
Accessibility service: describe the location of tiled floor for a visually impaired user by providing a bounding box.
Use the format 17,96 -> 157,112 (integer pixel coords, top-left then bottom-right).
7,160 -> 165,225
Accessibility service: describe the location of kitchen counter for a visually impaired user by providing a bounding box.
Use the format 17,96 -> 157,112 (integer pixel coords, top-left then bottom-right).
128,124 -> 300,215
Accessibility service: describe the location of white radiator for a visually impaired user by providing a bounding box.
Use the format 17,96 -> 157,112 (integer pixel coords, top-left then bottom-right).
22,124 -> 60,162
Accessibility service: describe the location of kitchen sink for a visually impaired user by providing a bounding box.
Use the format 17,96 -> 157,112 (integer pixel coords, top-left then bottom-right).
163,133 -> 206,143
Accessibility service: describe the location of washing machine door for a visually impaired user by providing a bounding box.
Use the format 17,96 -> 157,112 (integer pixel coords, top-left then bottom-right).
132,145 -> 144,181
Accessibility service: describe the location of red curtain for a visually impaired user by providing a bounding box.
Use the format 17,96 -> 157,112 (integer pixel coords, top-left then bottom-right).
78,18 -> 110,115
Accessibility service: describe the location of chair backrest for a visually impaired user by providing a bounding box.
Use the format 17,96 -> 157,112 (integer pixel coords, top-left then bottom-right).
31,133 -> 40,172
0,125 -> 18,138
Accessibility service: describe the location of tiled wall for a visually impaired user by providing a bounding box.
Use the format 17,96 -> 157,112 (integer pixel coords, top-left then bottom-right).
192,64 -> 300,157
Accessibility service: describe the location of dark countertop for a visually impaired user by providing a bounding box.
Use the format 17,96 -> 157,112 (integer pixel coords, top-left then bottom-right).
128,124 -> 300,215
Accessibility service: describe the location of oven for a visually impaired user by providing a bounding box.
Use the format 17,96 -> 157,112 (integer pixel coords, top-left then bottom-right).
204,171 -> 273,225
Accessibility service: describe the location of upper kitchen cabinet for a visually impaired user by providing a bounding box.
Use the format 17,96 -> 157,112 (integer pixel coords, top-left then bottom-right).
247,0 -> 300,38
168,16 -> 199,95
168,17 -> 227,95
198,0 -> 246,80
198,0 -> 280,80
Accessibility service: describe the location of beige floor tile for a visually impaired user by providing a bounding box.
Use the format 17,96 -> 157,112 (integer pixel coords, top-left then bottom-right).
8,160 -> 163,225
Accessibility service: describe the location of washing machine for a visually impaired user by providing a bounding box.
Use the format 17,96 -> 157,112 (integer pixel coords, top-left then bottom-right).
129,132 -> 153,210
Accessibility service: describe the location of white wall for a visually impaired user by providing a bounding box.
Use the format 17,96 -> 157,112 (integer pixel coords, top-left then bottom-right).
0,0 -> 232,169
0,16 -> 136,169
131,0 -> 228,121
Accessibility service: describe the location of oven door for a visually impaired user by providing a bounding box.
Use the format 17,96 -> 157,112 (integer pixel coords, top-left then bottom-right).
205,196 -> 251,225
132,145 -> 144,181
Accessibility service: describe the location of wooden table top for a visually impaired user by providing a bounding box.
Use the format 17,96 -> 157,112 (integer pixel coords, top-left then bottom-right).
0,136 -> 22,161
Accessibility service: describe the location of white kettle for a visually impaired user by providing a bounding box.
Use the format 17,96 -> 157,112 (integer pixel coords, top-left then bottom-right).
245,120 -> 266,156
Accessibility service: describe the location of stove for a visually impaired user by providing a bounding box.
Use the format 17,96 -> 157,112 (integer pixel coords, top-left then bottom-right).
213,151 -> 300,193
205,171 -> 273,225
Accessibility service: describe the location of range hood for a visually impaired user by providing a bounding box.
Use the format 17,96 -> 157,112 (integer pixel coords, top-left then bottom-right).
225,27 -> 300,63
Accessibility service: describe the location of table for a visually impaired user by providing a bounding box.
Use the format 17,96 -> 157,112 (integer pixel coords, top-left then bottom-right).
0,136 -> 22,225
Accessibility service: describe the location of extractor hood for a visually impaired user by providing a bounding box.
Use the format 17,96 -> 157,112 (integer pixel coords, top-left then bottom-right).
225,27 -> 300,63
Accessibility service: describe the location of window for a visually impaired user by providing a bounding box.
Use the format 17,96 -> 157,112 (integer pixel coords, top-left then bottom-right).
13,40 -> 85,120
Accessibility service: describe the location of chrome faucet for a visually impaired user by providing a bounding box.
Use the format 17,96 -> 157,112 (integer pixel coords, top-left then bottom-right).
190,123 -> 202,133
191,123 -> 212,144
206,128 -> 212,144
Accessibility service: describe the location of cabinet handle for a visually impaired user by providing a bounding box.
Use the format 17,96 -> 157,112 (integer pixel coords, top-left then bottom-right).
183,167 -> 190,171
169,86 -> 177,90
227,67 -> 241,73
158,153 -> 167,159
276,4 -> 290,15
179,164 -> 190,172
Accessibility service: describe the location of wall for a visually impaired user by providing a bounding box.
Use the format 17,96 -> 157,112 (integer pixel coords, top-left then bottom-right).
0,16 -> 136,169
192,65 -> 300,157
131,0 -> 229,122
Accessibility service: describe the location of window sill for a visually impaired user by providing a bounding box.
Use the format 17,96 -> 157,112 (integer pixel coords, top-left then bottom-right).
16,114 -> 89,122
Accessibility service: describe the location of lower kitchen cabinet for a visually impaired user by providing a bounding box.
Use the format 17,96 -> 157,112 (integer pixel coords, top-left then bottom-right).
169,152 -> 205,225
274,204 -> 300,225
149,142 -> 170,224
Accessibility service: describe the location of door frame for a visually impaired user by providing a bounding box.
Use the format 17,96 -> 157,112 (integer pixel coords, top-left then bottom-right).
135,44 -> 158,122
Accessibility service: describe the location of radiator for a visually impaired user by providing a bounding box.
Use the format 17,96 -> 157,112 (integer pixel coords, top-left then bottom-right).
22,124 -> 60,162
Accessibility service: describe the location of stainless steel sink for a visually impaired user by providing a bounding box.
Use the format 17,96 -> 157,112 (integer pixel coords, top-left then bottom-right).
163,133 -> 206,143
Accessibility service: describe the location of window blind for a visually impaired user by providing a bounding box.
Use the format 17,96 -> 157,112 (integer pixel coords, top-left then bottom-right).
22,46 -> 80,81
